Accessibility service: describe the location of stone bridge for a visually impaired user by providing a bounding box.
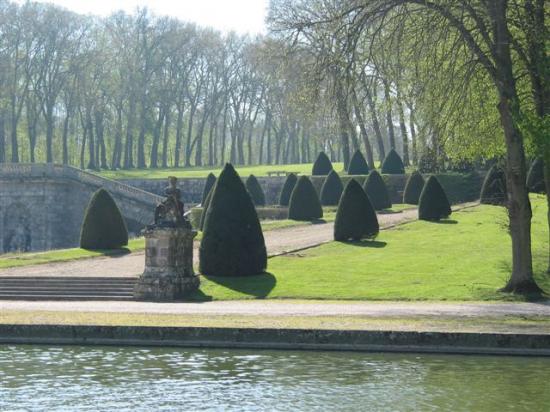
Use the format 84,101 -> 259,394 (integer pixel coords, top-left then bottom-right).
0,163 -> 163,253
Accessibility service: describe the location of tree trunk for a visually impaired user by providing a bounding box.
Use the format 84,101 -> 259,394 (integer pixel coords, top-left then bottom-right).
45,106 -> 54,163
124,100 -> 135,169
174,104 -> 184,168
0,111 -> 5,163
112,105 -> 123,170
185,105 -> 197,167
352,89 -> 375,169
137,101 -> 148,168
409,106 -> 418,165
62,111 -> 71,165
10,106 -> 19,163
95,110 -> 107,169
397,100 -> 410,166
86,110 -> 96,170
383,79 -> 396,150
150,108 -> 164,168
161,110 -> 171,168
365,87 -> 385,163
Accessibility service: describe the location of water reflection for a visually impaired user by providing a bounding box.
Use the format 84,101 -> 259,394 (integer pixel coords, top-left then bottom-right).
0,345 -> 549,411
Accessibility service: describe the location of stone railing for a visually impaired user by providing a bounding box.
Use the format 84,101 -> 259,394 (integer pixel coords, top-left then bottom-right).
0,163 -> 163,206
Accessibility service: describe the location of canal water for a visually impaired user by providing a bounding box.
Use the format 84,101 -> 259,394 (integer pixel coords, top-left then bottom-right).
1,345 -> 549,411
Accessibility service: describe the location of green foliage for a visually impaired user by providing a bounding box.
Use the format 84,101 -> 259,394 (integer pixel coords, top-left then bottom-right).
199,163 -> 267,277
201,173 -> 217,204
245,174 -> 266,206
320,170 -> 344,206
480,165 -> 507,205
347,150 -> 370,175
381,149 -> 405,174
403,171 -> 425,205
288,176 -> 323,220
199,185 -> 215,230
79,189 -> 128,250
363,170 -> 392,210
527,158 -> 545,193
334,179 -> 379,241
279,173 -> 298,206
418,176 -> 452,221
312,152 -> 333,175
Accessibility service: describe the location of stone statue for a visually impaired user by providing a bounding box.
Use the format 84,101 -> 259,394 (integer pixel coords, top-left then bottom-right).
153,176 -> 190,228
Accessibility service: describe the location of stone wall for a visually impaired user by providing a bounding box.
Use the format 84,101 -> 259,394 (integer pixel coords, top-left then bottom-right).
0,164 -> 163,253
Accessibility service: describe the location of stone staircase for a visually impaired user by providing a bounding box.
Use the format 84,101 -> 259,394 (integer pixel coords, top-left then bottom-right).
0,277 -> 135,300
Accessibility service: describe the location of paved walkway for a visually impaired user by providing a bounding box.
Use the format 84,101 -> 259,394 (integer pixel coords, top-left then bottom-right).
0,206 -> 434,278
1,299 -> 549,317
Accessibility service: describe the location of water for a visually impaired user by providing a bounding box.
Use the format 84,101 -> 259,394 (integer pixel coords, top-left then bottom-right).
0,345 -> 549,412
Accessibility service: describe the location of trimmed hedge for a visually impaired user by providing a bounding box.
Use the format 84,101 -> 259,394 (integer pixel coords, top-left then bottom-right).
334,179 -> 379,241
320,170 -> 344,206
199,163 -> 267,277
279,173 -> 298,206
288,176 -> 323,221
245,174 -> 266,206
347,150 -> 370,175
363,170 -> 392,210
480,165 -> 507,205
199,184 -> 215,230
312,152 -> 333,175
201,173 -> 217,204
381,149 -> 405,174
418,176 -> 452,221
80,188 -> 128,250
527,158 -> 545,193
403,171 -> 425,205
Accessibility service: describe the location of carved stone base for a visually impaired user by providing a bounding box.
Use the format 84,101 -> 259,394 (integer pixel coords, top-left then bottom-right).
134,225 -> 198,301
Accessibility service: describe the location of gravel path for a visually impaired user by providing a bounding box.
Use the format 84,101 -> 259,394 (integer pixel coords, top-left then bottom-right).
0,203 -> 476,279
1,299 -> 549,318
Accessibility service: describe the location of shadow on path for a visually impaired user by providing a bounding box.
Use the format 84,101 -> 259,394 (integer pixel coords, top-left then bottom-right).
199,272 -> 277,299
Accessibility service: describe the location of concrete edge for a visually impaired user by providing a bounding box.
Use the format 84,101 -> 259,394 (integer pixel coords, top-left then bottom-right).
1,324 -> 548,356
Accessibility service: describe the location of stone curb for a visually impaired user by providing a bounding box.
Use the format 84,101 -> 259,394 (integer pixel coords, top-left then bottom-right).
0,324 -> 549,356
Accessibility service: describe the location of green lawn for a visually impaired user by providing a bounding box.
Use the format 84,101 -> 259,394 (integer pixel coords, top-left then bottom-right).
195,195 -> 549,302
98,162 -> 345,180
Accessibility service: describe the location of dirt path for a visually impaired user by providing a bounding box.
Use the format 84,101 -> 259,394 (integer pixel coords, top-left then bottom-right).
0,204 -> 475,279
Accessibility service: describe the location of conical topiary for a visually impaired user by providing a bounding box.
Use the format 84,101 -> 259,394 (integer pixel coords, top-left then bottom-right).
418,176 -> 452,221
347,150 -> 370,175
80,188 -> 128,250
480,164 -> 507,205
312,152 -> 333,175
320,170 -> 344,206
199,184 -> 215,230
381,149 -> 405,174
363,170 -> 392,210
527,158 -> 545,193
201,173 -> 217,204
199,163 -> 267,277
245,174 -> 266,206
279,173 -> 298,206
288,176 -> 323,221
334,179 -> 379,241
403,171 -> 425,205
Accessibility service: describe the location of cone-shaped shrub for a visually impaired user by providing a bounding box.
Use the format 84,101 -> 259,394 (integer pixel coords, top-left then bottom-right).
201,173 -> 217,204
245,174 -> 266,206
80,189 -> 128,249
363,170 -> 392,210
480,164 -> 507,205
279,173 -> 298,206
199,163 -> 267,277
334,180 -> 379,241
418,176 -> 452,221
347,150 -> 370,175
312,151 -> 333,175
320,170 -> 344,206
403,171 -> 425,205
199,184 -> 215,230
288,176 -> 323,220
381,149 -> 405,174
527,158 -> 545,193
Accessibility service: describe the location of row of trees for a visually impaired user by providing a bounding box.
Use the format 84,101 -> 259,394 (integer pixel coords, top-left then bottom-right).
0,0 -> 428,170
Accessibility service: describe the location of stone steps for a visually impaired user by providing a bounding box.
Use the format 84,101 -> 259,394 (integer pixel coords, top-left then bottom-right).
0,277 -> 136,301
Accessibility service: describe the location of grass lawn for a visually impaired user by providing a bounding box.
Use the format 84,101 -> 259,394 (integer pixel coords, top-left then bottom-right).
98,162 -> 345,180
195,194 -> 549,302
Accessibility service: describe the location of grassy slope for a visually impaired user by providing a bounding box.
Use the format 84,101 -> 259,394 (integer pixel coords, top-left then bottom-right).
98,162 -> 345,180
196,195 -> 549,301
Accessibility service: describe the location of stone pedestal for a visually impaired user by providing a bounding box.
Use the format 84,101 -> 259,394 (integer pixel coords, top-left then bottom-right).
133,226 -> 198,301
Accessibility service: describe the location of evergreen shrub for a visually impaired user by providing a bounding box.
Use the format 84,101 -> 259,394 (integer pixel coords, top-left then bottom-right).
334,179 -> 379,241
418,176 -> 452,221
245,174 -> 266,206
480,164 -> 507,205
199,163 -> 267,277
288,176 -> 323,220
363,170 -> 392,210
381,149 -> 405,174
312,152 -> 333,175
80,189 -> 128,249
199,184 -> 215,230
320,170 -> 344,206
347,150 -> 370,175
279,173 -> 298,206
201,173 -> 217,204
403,171 -> 425,204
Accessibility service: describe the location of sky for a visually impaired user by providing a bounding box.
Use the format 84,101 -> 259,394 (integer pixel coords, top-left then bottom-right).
19,0 -> 269,34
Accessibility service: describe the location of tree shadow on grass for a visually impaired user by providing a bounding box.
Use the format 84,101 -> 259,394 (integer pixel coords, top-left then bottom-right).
431,219 -> 458,224
84,247 -> 132,258
340,240 -> 387,248
377,209 -> 402,215
199,271 -> 277,299
311,219 -> 327,224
